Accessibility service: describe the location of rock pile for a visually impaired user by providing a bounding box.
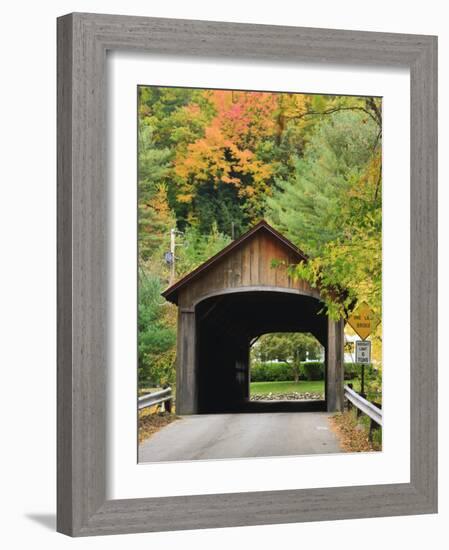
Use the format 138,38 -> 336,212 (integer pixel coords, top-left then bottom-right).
250,392 -> 323,401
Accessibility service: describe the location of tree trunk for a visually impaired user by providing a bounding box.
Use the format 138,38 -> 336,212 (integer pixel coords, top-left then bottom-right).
293,350 -> 300,383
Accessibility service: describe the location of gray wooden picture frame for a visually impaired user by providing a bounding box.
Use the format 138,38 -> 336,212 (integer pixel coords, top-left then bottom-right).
57,12 -> 438,537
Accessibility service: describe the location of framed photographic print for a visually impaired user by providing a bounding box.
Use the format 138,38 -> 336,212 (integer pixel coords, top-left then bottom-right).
57,13 -> 437,536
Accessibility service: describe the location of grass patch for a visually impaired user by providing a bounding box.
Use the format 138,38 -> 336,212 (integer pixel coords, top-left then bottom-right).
250,379 -> 359,396
250,380 -> 324,395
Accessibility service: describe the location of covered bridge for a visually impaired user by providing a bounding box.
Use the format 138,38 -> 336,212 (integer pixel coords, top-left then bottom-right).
162,220 -> 344,415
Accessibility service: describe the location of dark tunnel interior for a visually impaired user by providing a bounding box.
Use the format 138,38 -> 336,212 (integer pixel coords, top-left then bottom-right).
195,291 -> 329,414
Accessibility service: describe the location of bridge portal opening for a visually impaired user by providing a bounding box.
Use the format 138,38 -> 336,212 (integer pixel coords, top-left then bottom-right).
249,332 -> 325,402
195,291 -> 330,414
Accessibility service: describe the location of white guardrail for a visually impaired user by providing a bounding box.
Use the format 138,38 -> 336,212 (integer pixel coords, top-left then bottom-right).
138,387 -> 172,411
344,385 -> 382,427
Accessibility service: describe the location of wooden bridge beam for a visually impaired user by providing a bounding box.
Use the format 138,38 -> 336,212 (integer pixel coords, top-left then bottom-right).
326,318 -> 344,412
175,309 -> 197,415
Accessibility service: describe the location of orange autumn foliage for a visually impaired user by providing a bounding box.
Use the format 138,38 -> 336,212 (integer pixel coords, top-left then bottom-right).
174,90 -> 278,212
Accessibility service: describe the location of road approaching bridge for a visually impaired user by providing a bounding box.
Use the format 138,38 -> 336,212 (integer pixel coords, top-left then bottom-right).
138,412 -> 342,462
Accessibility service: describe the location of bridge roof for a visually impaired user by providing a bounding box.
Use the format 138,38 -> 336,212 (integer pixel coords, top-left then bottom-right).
162,220 -> 308,305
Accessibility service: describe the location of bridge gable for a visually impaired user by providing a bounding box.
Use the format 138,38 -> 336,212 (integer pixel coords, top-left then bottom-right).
162,221 -> 320,308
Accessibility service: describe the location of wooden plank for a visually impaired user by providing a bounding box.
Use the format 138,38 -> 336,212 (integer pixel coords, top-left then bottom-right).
258,232 -> 268,285
230,246 -> 242,287
241,239 -> 251,287
265,234 -> 279,286
176,310 -> 197,414
326,318 -> 344,412
249,234 -> 258,286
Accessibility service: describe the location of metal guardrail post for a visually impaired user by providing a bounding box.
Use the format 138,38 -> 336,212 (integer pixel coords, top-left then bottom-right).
165,398 -> 172,413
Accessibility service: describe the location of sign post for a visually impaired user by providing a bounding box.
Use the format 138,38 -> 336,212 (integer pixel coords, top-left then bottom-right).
355,340 -> 371,396
347,303 -> 377,397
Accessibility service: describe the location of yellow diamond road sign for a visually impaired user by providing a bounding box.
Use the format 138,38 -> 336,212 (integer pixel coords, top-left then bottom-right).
347,302 -> 379,340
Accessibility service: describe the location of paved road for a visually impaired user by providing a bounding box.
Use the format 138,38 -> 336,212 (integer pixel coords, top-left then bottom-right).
139,412 -> 342,463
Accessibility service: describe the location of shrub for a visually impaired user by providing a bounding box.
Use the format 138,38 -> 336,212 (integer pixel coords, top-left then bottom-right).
344,362 -> 380,382
344,362 -> 359,380
250,362 -> 294,382
300,361 -> 324,380
250,361 -> 374,383
300,362 -> 371,381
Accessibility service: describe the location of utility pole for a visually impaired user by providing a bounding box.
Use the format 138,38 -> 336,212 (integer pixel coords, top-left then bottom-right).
169,228 -> 176,286
165,227 -> 184,286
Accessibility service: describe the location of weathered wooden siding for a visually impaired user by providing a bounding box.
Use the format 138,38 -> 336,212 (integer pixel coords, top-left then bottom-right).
178,230 -> 319,308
